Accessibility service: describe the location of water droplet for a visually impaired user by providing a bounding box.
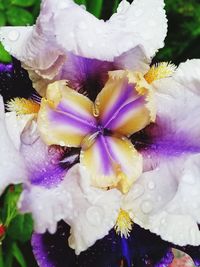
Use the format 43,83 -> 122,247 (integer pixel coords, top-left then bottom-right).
5,44 -> 11,52
59,141 -> 65,146
8,30 -> 20,41
160,218 -> 166,225
92,102 -> 100,117
80,4 -> 86,10
51,159 -> 57,165
141,201 -> 153,214
81,132 -> 98,150
148,181 -> 155,190
21,120 -> 39,145
131,184 -> 144,199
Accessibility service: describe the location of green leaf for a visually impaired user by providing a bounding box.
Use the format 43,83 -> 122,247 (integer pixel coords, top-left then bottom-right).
2,185 -> 22,225
32,0 -> 41,18
3,242 -> 13,267
113,0 -> 120,13
12,243 -> 27,267
10,0 -> 36,7
0,246 -> 4,267
0,2 -> 5,10
2,0 -> 12,9
75,0 -> 87,6
7,214 -> 33,243
87,0 -> 103,18
6,6 -> 34,26
0,11 -> 6,26
0,43 -> 12,63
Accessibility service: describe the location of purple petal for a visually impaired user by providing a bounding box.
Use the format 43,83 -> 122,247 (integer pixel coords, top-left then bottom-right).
21,138 -> 79,188
131,78 -> 200,172
32,222 -> 173,267
60,53 -> 114,101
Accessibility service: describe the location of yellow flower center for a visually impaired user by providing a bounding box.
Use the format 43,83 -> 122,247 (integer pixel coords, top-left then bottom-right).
115,209 -> 133,238
7,98 -> 40,115
144,62 -> 176,84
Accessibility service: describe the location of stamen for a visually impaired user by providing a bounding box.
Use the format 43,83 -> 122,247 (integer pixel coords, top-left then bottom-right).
115,209 -> 133,238
144,62 -> 176,84
7,98 -> 40,115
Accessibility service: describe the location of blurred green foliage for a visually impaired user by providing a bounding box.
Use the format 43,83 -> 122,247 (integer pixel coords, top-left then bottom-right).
0,0 -> 200,266
0,0 -> 41,62
156,0 -> 200,63
0,186 -> 34,267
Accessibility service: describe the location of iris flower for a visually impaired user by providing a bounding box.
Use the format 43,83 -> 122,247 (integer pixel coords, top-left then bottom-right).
1,0 -> 200,266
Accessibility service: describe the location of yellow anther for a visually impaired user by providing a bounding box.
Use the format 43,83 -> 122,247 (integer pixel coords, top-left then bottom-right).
144,62 -> 176,84
115,209 -> 133,238
7,98 -> 40,115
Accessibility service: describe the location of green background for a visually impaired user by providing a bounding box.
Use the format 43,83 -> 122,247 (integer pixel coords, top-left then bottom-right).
0,0 -> 199,266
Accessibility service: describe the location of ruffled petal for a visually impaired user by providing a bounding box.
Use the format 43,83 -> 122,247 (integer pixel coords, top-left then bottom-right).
38,81 -> 97,147
0,0 -> 167,62
81,135 -> 142,193
65,165 -> 121,254
173,59 -> 200,95
123,159 -> 200,247
96,71 -> 152,136
32,222 -> 173,267
0,96 -> 27,195
127,76 -> 200,246
54,0 -> 167,60
21,165 -> 121,255
127,60 -> 200,246
0,19 -> 66,79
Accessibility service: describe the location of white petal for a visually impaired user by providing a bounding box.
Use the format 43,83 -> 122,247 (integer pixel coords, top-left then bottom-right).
0,96 -> 27,195
66,166 -> 121,255
0,26 -> 33,62
174,59 -> 200,95
124,156 -> 200,247
0,0 -> 167,66
0,24 -> 66,79
18,182 -> 69,234
5,112 -> 35,150
124,85 -> 200,246
54,0 -> 167,60
19,164 -> 121,254
114,46 -> 150,74
123,74 -> 200,246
